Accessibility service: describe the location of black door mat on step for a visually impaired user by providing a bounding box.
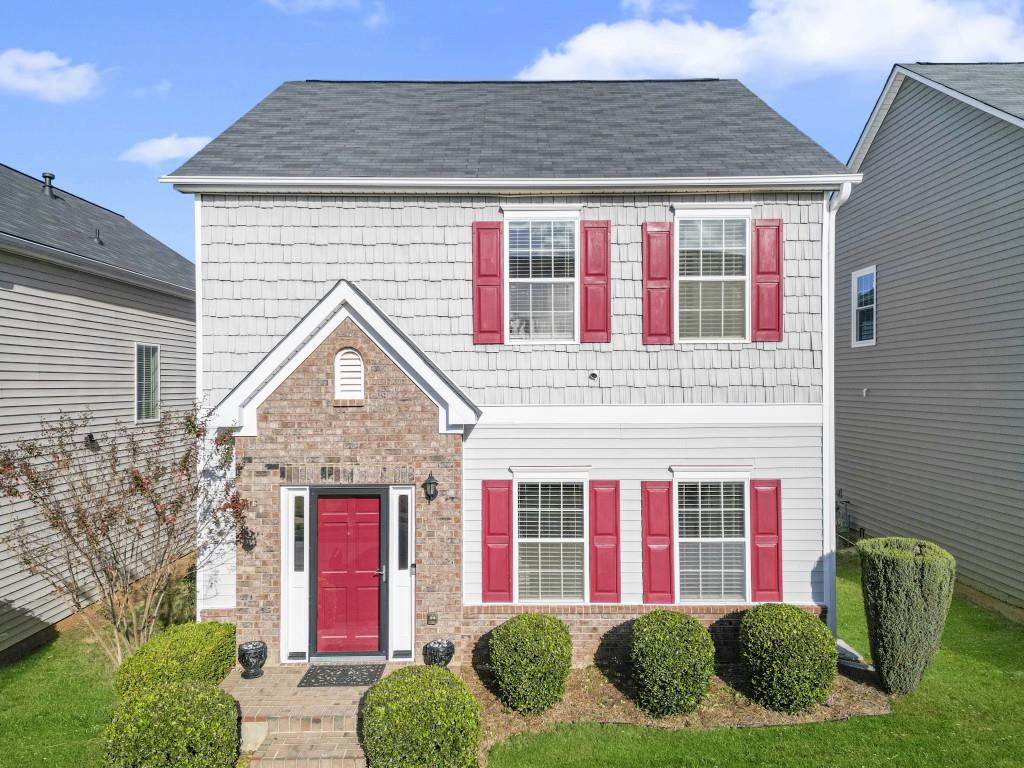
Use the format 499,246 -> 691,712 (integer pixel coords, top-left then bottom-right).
298,664 -> 385,688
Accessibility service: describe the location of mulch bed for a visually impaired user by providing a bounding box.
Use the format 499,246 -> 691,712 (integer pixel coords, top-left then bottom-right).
460,660 -> 891,757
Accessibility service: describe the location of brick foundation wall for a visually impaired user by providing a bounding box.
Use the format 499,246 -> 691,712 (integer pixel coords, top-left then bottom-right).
218,317 -> 462,663
459,604 -> 826,667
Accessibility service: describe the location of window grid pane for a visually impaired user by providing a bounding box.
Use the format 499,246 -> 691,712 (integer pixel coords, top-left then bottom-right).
293,496 -> 305,573
517,482 -> 584,601
678,218 -> 747,340
677,481 -> 746,601
508,220 -> 576,341
855,271 -> 876,342
135,344 -> 159,421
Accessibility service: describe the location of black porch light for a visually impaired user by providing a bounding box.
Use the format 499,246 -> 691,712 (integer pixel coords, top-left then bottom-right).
422,472 -> 439,503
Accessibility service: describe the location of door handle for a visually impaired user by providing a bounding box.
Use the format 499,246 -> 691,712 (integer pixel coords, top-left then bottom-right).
375,566 -> 387,583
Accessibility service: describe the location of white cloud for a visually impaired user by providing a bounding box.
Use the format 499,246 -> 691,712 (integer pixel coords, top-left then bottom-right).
0,48 -> 99,103
520,0 -> 1024,81
131,78 -> 172,98
621,0 -> 655,16
263,0 -> 358,13
364,1 -> 387,28
119,134 -> 211,166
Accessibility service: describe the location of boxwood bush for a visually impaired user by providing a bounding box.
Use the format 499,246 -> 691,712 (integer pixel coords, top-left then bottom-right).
739,603 -> 837,713
104,680 -> 238,768
630,610 -> 715,717
362,665 -> 481,768
116,622 -> 236,698
857,537 -> 955,694
489,613 -> 572,713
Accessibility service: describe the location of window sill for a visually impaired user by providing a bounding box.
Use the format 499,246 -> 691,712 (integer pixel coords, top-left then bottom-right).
333,399 -> 365,408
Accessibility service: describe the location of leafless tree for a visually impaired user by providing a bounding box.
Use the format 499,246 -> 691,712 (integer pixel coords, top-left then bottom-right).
0,408 -> 248,664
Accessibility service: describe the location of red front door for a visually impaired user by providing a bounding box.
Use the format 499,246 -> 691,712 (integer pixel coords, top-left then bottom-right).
316,496 -> 381,653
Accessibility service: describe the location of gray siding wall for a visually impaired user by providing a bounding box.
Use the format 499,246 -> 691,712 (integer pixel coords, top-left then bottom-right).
0,250 -> 195,653
836,78 -> 1024,607
201,192 -> 825,407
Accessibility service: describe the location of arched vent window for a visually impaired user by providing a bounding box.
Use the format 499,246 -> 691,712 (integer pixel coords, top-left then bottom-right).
334,348 -> 365,400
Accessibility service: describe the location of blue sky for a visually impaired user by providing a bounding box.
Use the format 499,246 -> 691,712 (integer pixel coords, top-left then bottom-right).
4,0 -> 1024,259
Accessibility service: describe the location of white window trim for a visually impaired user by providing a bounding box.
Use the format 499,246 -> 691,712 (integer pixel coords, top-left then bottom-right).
502,209 -> 581,346
134,342 -> 161,424
279,485 -> 310,663
671,466 -> 752,605
851,265 -> 877,348
511,473 -> 590,605
673,208 -> 752,345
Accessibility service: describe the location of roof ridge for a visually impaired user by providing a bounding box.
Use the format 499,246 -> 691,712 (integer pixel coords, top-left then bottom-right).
907,61 -> 1024,66
0,161 -> 127,219
298,78 -> 727,84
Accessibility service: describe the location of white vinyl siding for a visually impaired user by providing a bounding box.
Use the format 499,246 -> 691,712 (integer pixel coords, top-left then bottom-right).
516,481 -> 585,602
507,220 -> 577,343
135,343 -> 160,422
851,266 -> 876,347
677,216 -> 749,341
677,481 -> 747,601
334,347 -> 365,399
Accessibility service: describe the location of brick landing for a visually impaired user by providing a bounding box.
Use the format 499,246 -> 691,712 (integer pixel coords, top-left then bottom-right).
222,664 -> 402,767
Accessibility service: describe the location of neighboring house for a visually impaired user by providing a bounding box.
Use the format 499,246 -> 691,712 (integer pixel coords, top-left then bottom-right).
0,163 -> 195,661
838,63 -> 1024,610
164,79 -> 860,665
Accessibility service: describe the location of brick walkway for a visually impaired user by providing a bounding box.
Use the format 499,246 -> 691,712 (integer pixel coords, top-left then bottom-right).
223,664 -> 401,767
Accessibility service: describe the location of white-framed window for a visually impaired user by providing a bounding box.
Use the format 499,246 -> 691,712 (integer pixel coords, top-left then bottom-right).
135,343 -> 160,422
504,209 -> 580,344
851,265 -> 876,347
673,467 -> 751,603
675,209 -> 751,343
513,475 -> 587,602
334,348 -> 365,399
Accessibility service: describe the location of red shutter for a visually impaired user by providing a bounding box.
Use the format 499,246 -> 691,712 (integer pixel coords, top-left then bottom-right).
589,480 -> 620,603
752,219 -> 783,342
641,481 -> 674,603
750,479 -> 783,602
482,480 -> 513,602
473,221 -> 504,344
580,220 -> 612,343
642,222 -> 674,344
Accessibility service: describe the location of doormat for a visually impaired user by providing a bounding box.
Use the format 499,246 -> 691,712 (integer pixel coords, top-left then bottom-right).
298,664 -> 386,688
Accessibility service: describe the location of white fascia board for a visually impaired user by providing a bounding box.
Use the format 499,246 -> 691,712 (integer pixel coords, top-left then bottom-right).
476,403 -> 823,426
211,280 -> 479,436
162,174 -> 862,194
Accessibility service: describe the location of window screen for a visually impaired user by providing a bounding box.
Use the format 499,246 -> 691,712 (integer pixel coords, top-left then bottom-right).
135,344 -> 159,421
677,481 -> 746,601
854,268 -> 876,344
508,220 -> 576,341
293,495 -> 305,572
398,494 -> 409,571
517,481 -> 584,601
678,219 -> 748,340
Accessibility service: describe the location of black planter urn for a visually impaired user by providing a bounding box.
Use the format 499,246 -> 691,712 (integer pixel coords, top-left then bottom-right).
423,639 -> 455,667
238,641 -> 268,679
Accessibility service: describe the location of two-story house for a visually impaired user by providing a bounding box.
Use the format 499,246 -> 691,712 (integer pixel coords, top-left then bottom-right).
164,80 -> 859,665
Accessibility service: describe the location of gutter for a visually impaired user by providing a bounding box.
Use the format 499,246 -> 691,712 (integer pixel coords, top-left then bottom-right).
0,231 -> 195,301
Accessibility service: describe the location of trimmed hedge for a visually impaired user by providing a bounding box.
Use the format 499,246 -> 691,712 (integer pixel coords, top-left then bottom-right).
739,603 -> 837,713
489,613 -> 572,714
104,680 -> 238,768
362,665 -> 481,768
630,610 -> 715,717
857,537 -> 955,694
116,622 -> 236,698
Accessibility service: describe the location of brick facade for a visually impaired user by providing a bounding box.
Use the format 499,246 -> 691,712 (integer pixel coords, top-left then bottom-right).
201,317 -> 462,663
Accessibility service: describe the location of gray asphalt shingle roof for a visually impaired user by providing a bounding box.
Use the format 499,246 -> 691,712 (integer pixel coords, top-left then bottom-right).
902,63 -> 1024,122
169,80 -> 847,179
0,163 -> 193,290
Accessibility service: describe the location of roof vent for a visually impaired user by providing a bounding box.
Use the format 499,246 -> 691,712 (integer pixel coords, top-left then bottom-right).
93,228 -> 103,245
42,171 -> 55,198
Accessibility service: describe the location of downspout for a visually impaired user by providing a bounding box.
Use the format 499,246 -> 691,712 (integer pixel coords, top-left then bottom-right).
821,181 -> 852,634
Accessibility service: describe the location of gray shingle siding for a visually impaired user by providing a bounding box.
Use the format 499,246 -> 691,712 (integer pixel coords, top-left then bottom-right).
172,80 -> 847,180
0,248 -> 195,654
836,76 -> 1024,608
201,192 -> 825,407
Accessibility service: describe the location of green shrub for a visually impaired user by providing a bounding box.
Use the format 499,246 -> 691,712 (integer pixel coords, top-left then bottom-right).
489,613 -> 572,713
739,603 -> 837,713
104,680 -> 238,768
857,537 -> 956,694
630,610 -> 715,717
116,622 -> 236,698
362,665 -> 481,768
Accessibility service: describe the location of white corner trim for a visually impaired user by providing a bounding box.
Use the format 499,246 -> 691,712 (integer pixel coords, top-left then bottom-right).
162,173 -> 863,194
211,280 -> 480,436
194,195 -> 204,407
821,191 -> 838,634
477,403 -> 823,426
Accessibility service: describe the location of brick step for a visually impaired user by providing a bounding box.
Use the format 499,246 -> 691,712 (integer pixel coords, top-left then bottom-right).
250,732 -> 366,767
261,712 -> 361,734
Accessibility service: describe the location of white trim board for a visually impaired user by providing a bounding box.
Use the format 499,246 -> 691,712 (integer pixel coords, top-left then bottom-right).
211,280 -> 480,436
849,65 -> 1024,173
476,404 -> 823,426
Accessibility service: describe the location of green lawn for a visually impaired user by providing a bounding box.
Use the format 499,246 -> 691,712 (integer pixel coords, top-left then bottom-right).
490,551 -> 1024,768
0,628 -> 116,767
